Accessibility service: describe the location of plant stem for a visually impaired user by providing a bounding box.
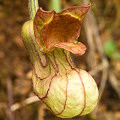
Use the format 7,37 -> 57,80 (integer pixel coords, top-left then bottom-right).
28,0 -> 39,20
49,0 -> 61,12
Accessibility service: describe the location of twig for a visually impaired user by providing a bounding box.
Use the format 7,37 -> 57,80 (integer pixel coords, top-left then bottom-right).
109,70 -> 120,98
7,77 -> 14,120
84,18 -> 96,69
94,68 -> 108,113
10,95 -> 40,111
89,63 -> 104,76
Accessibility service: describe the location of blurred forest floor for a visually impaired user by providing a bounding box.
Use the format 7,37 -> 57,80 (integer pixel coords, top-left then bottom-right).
0,0 -> 120,120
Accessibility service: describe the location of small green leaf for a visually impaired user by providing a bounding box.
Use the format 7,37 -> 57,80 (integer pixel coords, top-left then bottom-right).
104,40 -> 117,57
